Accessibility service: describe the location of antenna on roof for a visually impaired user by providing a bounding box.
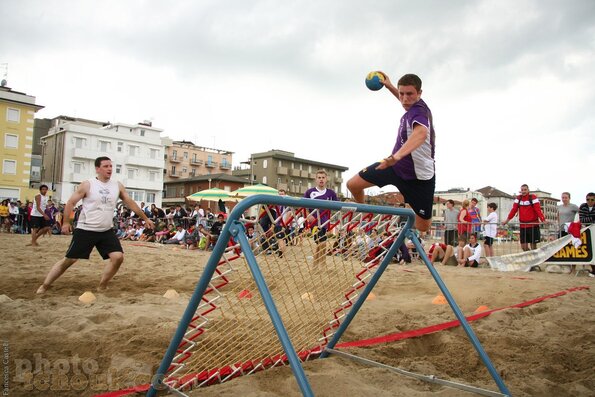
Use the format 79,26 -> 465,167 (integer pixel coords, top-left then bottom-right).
0,63 -> 7,87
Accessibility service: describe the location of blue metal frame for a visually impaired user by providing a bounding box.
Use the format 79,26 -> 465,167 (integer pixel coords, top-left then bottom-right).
147,194 -> 510,397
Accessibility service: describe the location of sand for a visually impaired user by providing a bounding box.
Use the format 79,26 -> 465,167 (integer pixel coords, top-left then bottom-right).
0,232 -> 593,397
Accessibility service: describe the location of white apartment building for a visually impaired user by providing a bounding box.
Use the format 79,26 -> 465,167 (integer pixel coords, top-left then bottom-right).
41,116 -> 165,206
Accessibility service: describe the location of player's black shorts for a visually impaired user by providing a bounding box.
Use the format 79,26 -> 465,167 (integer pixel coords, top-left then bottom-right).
65,229 -> 123,260
520,225 -> 540,244
314,227 -> 328,244
30,216 -> 49,229
359,163 -> 435,220
484,236 -> 494,246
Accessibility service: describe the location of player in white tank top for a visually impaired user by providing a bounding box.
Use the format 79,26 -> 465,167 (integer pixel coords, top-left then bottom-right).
36,157 -> 155,294
29,184 -> 52,247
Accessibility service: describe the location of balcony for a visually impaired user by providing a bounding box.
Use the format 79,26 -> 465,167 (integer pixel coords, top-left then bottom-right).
219,163 -> 231,170
277,183 -> 288,191
335,177 -> 343,183
68,172 -> 88,183
300,170 -> 309,178
205,161 -> 217,168
309,173 -> 316,179
190,158 -> 203,166
168,172 -> 180,178
126,156 -> 165,169
118,178 -> 163,191
277,167 -> 288,175
170,156 -> 181,163
71,148 -> 97,159
290,169 -> 301,177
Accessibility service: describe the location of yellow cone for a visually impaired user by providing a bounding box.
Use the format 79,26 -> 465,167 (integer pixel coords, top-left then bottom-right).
431,295 -> 447,305
78,291 -> 97,304
301,292 -> 314,302
163,289 -> 180,300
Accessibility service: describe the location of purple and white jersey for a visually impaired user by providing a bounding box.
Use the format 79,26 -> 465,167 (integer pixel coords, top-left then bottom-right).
392,98 -> 435,181
304,187 -> 338,225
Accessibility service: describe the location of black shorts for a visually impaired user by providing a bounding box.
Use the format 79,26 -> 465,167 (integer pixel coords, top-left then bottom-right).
484,236 -> 494,246
314,227 -> 328,244
520,226 -> 540,244
30,216 -> 49,229
359,163 -> 435,220
65,229 -> 123,260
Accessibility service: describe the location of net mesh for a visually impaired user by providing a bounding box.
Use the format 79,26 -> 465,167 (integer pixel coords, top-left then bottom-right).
163,202 -> 406,393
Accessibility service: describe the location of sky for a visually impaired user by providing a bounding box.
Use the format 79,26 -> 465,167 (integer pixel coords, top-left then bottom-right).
1,0 -> 594,203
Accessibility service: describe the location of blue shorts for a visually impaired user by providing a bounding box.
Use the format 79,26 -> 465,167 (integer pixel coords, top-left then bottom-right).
359,162 -> 435,220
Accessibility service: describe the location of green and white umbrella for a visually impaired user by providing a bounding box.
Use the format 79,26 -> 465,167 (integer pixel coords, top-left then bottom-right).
231,184 -> 279,198
186,188 -> 238,202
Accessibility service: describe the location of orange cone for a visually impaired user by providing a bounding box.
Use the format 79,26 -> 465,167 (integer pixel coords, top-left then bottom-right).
432,295 -> 447,305
238,289 -> 253,299
474,305 -> 490,313
365,292 -> 376,301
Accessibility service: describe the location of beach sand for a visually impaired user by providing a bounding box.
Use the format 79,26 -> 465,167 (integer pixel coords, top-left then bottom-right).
0,232 -> 593,396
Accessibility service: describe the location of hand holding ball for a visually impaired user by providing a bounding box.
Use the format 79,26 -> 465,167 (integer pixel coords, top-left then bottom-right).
365,71 -> 385,91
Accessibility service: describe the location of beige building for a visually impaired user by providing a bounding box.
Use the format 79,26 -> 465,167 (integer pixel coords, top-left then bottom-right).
233,150 -> 348,196
0,84 -> 44,201
163,140 -> 233,182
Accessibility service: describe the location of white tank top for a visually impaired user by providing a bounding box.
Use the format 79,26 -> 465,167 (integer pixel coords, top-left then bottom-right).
77,178 -> 120,232
31,193 -> 48,217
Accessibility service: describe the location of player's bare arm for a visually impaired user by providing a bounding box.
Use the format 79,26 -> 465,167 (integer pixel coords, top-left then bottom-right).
376,124 -> 429,170
62,181 -> 90,234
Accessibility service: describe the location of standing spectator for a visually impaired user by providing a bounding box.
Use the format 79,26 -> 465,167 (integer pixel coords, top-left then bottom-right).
468,198 -> 482,234
482,203 -> 498,258
173,205 -> 187,227
558,192 -> 579,237
0,200 -> 9,232
457,199 -> 472,239
443,199 -> 458,246
17,201 -> 27,234
578,192 -> 595,277
208,214 -> 225,249
502,184 -> 546,251
305,170 -> 338,265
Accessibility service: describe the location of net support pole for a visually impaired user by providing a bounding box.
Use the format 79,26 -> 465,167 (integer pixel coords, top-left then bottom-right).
320,213 -> 415,358
230,221 -> 315,397
147,224 -> 238,397
407,231 -> 511,396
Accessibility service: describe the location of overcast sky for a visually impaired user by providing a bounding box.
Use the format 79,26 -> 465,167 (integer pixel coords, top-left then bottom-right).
1,0 -> 594,203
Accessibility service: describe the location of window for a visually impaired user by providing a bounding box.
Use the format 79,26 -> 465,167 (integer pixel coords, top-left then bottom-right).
222,157 -> 228,167
99,141 -> 109,152
74,137 -> 85,149
115,164 -> 122,174
172,150 -> 177,160
262,176 -> 268,185
3,159 -> 16,174
278,160 -> 283,167
128,190 -> 143,202
117,142 -> 123,152
128,145 -> 137,156
140,129 -> 145,137
308,165 -> 312,173
262,159 -> 268,169
182,167 -> 187,174
146,192 -> 155,203
183,152 -> 188,159
150,148 -> 159,159
190,168 -> 196,177
171,165 -> 176,175
127,168 -> 137,179
6,108 -> 20,123
299,163 -> 303,170
4,134 -> 18,149
73,162 -> 83,174
192,154 -> 197,162
31,165 -> 41,179
207,155 -> 213,165
291,162 -> 295,169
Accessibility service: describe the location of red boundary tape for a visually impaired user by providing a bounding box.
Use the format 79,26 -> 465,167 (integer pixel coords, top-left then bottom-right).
92,285 -> 589,397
